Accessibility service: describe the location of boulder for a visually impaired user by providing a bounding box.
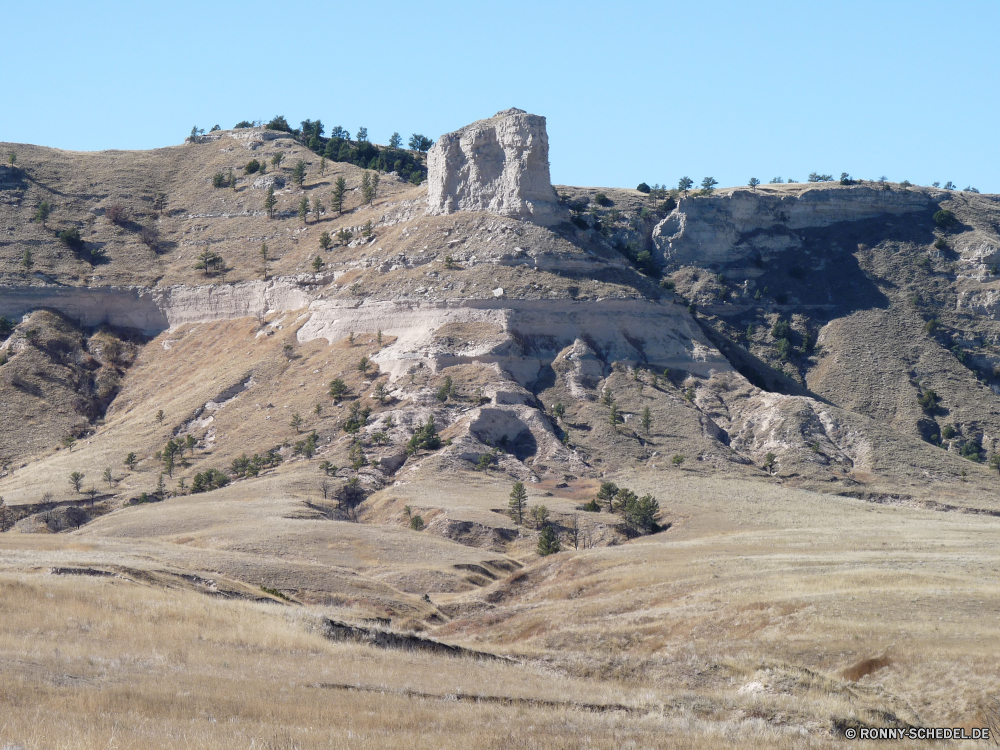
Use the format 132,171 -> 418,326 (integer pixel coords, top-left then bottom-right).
426,108 -> 564,225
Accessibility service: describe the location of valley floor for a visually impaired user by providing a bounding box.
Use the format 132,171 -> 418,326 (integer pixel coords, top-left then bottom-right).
1,470 -> 998,749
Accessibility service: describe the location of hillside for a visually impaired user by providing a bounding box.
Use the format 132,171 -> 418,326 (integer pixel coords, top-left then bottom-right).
2,113 -> 1000,747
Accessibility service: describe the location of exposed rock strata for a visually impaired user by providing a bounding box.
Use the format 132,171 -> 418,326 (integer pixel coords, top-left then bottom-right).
653,187 -> 933,267
426,108 -> 564,225
297,298 -> 731,385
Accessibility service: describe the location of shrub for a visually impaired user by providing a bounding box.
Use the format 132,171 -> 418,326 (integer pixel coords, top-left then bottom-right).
244,159 -> 261,175
771,319 -> 792,339
410,515 -> 425,531
700,177 -> 718,195
918,389 -> 940,412
942,424 -> 956,439
933,209 -> 957,228
234,120 -> 253,129
139,224 -> 160,251
636,183 -> 651,193
594,192 -> 611,206
58,227 -> 84,249
212,172 -> 226,188
807,172 -> 833,182
582,499 -> 601,512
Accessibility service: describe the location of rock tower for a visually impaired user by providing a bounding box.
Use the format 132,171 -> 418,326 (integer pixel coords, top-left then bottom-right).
426,108 -> 563,225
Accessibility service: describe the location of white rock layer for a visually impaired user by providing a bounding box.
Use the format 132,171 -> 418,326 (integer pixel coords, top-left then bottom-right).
426,108 -> 564,225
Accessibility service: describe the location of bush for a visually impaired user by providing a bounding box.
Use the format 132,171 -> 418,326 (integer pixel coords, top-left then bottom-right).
771,319 -> 792,339
244,159 -> 261,175
594,192 -> 611,206
807,172 -> 833,182
933,209 -> 957,228
139,224 -> 160,251
636,183 -> 651,194
58,227 -> 84,249
234,120 -> 253,129
104,203 -> 127,224
918,389 -> 940,412
212,172 -> 226,188
410,515 -> 425,531
942,424 -> 956,439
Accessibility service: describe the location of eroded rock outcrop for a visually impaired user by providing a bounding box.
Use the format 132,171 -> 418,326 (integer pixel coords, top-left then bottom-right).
653,186 -> 933,267
426,108 -> 564,225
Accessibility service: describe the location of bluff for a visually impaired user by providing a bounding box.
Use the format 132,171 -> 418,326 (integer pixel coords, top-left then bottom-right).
426,108 -> 564,225
652,186 -> 933,268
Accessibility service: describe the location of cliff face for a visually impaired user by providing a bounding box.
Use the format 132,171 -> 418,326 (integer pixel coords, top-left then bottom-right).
426,108 -> 564,225
653,186 -> 934,267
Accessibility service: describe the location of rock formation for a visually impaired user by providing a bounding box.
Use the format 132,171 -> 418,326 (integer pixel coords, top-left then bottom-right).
652,186 -> 932,267
426,108 -> 564,225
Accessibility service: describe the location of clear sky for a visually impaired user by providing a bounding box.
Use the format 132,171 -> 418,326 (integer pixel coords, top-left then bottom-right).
4,0 -> 998,193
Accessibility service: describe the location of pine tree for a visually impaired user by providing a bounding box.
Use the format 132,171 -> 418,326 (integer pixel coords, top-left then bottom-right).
22,248 -> 32,271
596,482 -> 619,513
320,156 -> 326,175
331,177 -> 346,214
319,231 -> 332,251
298,196 -> 309,223
263,185 -> 276,219
537,524 -> 561,556
370,172 -> 380,204
508,481 -> 527,525
292,160 -> 306,187
34,200 -> 51,227
312,256 -> 324,272
361,172 -> 372,205
312,196 -> 323,218
260,242 -> 269,280
641,406 -> 652,435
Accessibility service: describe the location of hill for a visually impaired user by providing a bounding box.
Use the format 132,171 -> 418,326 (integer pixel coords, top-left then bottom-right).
1,112 -> 1000,747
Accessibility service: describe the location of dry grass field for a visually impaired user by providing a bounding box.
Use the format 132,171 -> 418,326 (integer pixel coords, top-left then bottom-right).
2,468 -> 1000,748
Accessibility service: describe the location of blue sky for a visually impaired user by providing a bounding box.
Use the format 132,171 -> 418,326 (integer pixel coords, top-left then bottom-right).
4,0 -> 998,192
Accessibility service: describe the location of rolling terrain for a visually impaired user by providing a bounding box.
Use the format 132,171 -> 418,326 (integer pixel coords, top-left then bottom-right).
1,122 -> 1000,748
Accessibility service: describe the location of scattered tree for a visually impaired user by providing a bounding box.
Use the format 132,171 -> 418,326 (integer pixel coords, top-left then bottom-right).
641,406 -> 652,435
596,481 -> 619,513
552,402 -> 565,420
290,412 -> 303,432
155,409 -> 165,423
677,176 -> 693,194
292,160 -> 306,187
103,467 -> 114,488
194,249 -> 223,275
408,134 -> 433,152
748,177 -> 760,192
356,127 -> 368,142
69,471 -> 85,493
671,454 -> 685,468
298,196 -> 309,223
125,452 -> 138,471
508,481 -> 527,525
410,515 -> 425,531
264,185 -> 276,219
700,177 -> 718,195
763,452 -> 777,474
319,230 -> 332,251
331,177 -> 347,214
62,435 -> 76,451
336,228 -> 353,245
537,524 -> 560,555
260,242 -> 270,280
34,200 -> 51,227
6,151 -> 14,169
312,255 -> 324,272
22,248 -> 32,271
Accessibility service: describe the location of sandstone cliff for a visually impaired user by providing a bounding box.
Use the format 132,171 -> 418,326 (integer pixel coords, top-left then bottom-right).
426,108 -> 565,225
653,186 -> 933,267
